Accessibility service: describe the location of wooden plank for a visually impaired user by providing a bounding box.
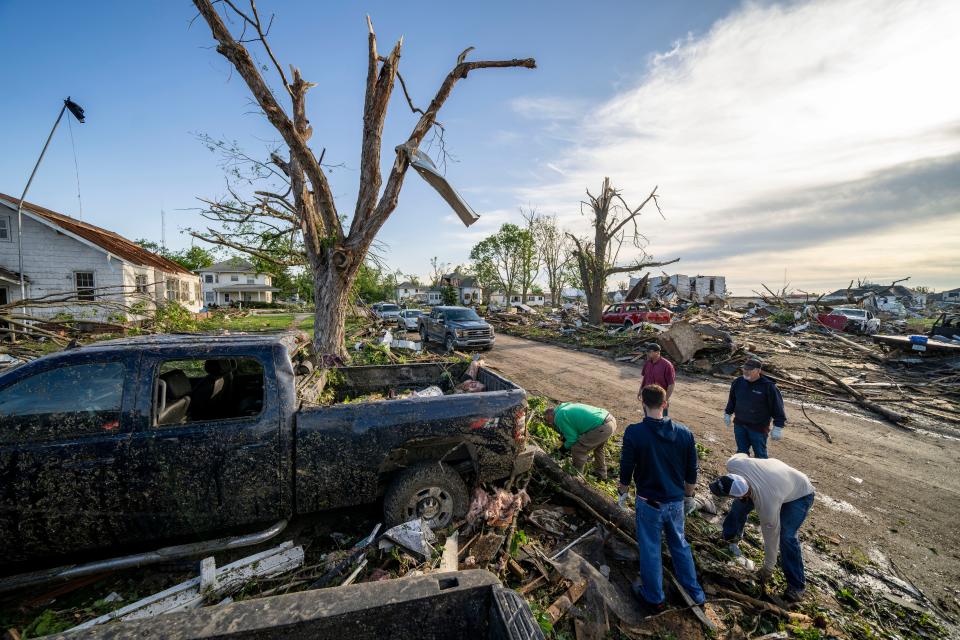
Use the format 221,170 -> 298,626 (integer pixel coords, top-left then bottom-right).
547,579 -> 588,624
440,531 -> 459,571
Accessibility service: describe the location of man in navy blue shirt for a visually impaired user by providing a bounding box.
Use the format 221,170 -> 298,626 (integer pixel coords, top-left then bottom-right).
723,357 -> 786,459
619,384 -> 705,612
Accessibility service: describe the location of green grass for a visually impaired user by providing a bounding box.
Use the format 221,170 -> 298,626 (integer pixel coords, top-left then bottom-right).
905,317 -> 936,333
202,313 -> 296,332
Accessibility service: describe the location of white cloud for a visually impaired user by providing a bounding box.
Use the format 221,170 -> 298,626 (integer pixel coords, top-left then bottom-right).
517,0 -> 960,291
511,96 -> 586,121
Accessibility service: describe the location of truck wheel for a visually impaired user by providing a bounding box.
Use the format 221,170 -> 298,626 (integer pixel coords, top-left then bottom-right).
383,463 -> 468,529
444,334 -> 456,352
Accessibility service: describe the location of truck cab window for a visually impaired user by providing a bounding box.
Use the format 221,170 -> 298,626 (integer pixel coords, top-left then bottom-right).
153,358 -> 265,426
0,362 -> 125,444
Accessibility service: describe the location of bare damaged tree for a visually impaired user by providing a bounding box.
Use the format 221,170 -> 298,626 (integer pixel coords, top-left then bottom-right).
567,177 -> 679,324
190,1 -> 534,356
533,214 -> 571,306
429,256 -> 450,288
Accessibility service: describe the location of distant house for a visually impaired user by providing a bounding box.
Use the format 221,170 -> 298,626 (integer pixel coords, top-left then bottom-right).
489,292 -> 546,307
931,287 -> 960,306
0,194 -> 201,319
395,281 -> 427,303
441,271 -> 482,305
823,284 -> 924,307
425,289 -> 443,305
198,258 -> 278,306
630,274 -> 726,300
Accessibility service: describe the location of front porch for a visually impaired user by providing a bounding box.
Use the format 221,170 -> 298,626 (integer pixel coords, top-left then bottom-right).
210,284 -> 279,306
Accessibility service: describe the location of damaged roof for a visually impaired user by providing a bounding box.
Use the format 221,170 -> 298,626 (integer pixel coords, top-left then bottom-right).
202,258 -> 257,273
0,194 -> 194,276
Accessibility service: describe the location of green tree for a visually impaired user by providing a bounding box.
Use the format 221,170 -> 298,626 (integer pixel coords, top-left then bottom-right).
441,285 -> 459,305
134,240 -> 217,271
469,223 -> 531,301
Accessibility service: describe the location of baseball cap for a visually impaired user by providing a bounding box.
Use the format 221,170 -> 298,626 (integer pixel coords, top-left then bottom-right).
709,474 -> 749,498
645,343 -> 661,352
742,357 -> 763,370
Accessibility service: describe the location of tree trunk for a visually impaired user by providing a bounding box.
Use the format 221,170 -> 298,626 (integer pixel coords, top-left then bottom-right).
310,256 -> 354,358
587,286 -> 605,325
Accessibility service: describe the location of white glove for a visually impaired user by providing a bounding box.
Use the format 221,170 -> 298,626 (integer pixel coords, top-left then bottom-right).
724,413 -> 732,427
684,496 -> 698,515
771,426 -> 784,440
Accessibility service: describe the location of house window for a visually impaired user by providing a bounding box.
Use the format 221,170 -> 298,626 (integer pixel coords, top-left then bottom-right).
205,291 -> 215,303
0,215 -> 10,241
247,277 -> 254,284
75,272 -> 95,301
223,293 -> 231,303
204,274 -> 214,283
166,278 -> 177,302
709,279 -> 715,293
180,281 -> 190,302
194,282 -> 200,300
231,275 -> 239,282
135,274 -> 148,293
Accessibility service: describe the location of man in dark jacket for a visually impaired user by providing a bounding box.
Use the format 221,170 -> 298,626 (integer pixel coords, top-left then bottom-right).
723,357 -> 786,459
619,384 -> 705,612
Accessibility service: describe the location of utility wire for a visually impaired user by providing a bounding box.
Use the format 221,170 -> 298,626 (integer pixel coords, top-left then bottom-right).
66,110 -> 83,220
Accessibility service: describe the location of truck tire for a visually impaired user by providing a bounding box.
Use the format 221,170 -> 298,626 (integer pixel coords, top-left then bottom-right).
383,463 -> 469,529
444,334 -> 456,352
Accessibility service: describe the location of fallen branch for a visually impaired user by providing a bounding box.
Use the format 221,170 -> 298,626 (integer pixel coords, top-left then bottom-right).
813,367 -> 911,428
710,586 -> 811,624
800,402 -> 833,443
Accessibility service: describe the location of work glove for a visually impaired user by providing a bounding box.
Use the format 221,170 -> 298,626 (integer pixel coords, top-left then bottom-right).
684,496 -> 698,515
758,565 -> 775,582
771,426 -> 784,441
723,413 -> 732,427
617,484 -> 630,509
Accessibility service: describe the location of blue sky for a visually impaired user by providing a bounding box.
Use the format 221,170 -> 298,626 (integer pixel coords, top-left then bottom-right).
2,0 -> 958,294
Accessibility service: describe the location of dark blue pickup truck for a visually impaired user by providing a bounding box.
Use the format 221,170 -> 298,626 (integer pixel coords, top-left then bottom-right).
419,306 -> 496,351
0,333 -> 530,574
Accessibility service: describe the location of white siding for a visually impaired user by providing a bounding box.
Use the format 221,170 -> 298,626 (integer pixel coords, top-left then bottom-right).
0,207 -> 201,319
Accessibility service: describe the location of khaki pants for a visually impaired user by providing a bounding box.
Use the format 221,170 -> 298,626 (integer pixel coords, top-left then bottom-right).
571,414 -> 617,479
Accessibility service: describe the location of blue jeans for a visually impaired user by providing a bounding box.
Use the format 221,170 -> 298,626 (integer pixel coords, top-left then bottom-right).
734,424 -> 768,458
635,498 -> 705,605
721,493 -> 815,590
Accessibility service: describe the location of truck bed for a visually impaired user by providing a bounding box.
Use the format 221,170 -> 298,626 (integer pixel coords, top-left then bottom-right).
292,362 -> 528,516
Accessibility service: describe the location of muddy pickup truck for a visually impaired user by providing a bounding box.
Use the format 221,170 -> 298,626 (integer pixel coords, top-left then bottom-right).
0,333 -> 530,573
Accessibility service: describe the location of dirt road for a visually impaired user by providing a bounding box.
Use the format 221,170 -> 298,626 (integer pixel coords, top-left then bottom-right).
485,334 -> 960,609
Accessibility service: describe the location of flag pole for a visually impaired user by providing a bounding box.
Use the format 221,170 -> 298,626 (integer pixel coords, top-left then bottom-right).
15,98 -> 85,316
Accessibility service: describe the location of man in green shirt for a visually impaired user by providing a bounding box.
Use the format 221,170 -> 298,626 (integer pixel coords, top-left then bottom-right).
545,403 -> 618,479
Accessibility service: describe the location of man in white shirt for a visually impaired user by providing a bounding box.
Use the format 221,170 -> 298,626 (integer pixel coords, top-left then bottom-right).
709,454 -> 815,603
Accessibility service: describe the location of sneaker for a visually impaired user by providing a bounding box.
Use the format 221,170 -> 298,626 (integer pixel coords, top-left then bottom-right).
782,587 -> 805,604
727,542 -> 743,558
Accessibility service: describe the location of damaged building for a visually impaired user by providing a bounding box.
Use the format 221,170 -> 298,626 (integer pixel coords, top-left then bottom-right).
629,274 -> 727,301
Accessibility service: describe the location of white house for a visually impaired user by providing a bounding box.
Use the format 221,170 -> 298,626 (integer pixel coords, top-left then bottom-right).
0,194 -> 201,320
198,258 -> 279,306
425,289 -> 443,305
489,292 -> 546,307
630,274 -> 727,300
395,281 -> 427,303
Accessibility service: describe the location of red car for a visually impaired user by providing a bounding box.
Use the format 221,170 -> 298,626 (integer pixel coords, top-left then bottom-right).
602,302 -> 672,326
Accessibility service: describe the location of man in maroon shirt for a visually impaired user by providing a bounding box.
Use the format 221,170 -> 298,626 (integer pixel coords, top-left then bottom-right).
637,343 -> 676,415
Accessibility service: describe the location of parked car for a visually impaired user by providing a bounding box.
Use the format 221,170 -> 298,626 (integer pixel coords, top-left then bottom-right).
0,333 -> 530,572
397,309 -> 424,331
419,306 -> 495,352
375,303 -> 402,322
601,302 -> 672,327
817,308 -> 880,334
